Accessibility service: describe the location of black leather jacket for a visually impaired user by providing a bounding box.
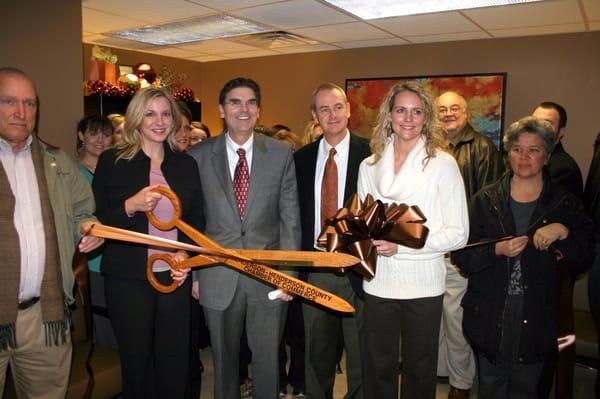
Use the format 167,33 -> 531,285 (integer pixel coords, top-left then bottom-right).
449,123 -> 504,199
453,172 -> 594,364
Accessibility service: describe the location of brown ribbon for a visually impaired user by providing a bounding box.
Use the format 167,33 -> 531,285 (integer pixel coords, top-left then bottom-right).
317,193 -> 429,280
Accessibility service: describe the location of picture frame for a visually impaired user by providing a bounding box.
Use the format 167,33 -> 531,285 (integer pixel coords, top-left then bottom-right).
345,73 -> 507,148
118,65 -> 133,76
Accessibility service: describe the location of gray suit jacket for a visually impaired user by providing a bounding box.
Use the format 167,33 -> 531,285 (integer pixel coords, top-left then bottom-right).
188,132 -> 301,310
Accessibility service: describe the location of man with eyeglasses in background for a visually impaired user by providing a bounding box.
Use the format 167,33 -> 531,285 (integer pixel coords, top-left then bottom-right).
188,77 -> 301,399
435,91 -> 504,399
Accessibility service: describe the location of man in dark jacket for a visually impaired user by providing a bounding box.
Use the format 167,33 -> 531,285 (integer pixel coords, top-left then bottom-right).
532,101 -> 585,399
435,91 -> 504,399
533,102 -> 583,200
295,83 -> 370,399
585,132 -> 600,398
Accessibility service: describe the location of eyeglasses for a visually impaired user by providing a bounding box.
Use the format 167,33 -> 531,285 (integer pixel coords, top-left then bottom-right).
225,99 -> 258,109
438,105 -> 463,115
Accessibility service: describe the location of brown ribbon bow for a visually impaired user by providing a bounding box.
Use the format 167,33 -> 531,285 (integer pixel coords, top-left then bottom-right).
317,193 -> 429,280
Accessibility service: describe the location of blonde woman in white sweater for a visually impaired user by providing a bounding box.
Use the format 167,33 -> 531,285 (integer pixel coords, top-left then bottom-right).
358,81 -> 469,399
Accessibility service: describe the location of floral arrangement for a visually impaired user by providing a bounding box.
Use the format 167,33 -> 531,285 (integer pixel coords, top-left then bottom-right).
85,51 -> 196,100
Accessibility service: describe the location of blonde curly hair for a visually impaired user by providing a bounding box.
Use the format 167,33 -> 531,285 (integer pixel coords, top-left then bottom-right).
369,81 -> 445,167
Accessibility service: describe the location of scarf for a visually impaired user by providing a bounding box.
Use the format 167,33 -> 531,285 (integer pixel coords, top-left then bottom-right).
0,137 -> 67,349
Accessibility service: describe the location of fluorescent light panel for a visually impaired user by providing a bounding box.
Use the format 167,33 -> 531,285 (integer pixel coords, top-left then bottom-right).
323,0 -> 544,20
108,15 -> 271,45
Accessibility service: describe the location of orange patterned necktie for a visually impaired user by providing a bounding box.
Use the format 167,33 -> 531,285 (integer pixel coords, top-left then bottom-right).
321,147 -> 338,226
233,148 -> 249,218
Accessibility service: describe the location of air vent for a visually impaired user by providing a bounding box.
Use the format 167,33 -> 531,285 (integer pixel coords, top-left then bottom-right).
229,31 -> 319,49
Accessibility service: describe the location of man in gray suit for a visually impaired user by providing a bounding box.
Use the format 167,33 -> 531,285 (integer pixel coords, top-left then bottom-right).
188,77 -> 301,399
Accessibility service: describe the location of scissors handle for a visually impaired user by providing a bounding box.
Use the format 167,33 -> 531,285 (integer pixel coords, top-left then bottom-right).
146,254 -> 179,293
147,186 -> 182,231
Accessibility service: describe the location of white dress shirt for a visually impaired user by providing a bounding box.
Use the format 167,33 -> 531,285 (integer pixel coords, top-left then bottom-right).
0,134 -> 46,302
226,132 -> 254,179
313,130 -> 350,249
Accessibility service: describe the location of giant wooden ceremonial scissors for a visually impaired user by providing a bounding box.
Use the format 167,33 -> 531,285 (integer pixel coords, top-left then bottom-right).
90,187 -> 357,313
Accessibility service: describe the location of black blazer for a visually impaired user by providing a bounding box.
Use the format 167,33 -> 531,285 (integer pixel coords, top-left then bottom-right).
294,133 -> 371,295
93,144 -> 204,279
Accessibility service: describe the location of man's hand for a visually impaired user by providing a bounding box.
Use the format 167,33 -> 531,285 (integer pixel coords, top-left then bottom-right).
192,280 -> 200,300
79,221 -> 104,253
268,289 -> 295,302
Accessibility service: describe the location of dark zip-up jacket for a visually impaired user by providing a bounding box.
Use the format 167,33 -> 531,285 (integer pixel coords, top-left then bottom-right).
449,123 -> 504,200
93,144 -> 205,279
453,171 -> 594,364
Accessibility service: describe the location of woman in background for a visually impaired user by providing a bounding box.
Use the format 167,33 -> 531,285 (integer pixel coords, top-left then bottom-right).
190,121 -> 210,146
76,115 -> 117,348
93,87 -> 204,398
358,81 -> 468,399
107,113 -> 125,145
300,120 -> 322,147
453,116 -> 593,398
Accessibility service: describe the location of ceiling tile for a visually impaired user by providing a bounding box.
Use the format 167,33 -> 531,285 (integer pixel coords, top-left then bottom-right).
290,22 -> 393,43
582,0 -> 600,20
150,47 -> 204,58
406,31 -> 491,44
178,38 -> 261,53
220,49 -> 280,59
464,0 -> 582,30
184,0 -> 279,12
272,43 -> 339,54
334,37 -> 409,49
371,12 -> 480,36
187,54 -> 230,62
82,7 -> 149,33
230,0 -> 355,29
83,34 -> 159,50
84,0 -> 214,24
489,22 -> 586,37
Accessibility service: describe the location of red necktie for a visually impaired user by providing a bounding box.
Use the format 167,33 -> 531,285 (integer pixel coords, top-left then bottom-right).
233,148 -> 249,218
321,147 -> 338,226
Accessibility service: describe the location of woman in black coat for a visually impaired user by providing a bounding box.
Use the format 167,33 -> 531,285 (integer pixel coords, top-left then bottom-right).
453,116 -> 593,399
93,87 -> 204,398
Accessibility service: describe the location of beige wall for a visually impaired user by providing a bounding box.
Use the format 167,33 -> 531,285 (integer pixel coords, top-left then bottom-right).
1,1 -> 83,156
69,31 -> 600,178
196,31 -> 600,177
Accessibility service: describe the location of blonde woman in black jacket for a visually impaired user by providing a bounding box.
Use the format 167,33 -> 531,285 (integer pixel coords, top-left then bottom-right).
453,116 -> 594,399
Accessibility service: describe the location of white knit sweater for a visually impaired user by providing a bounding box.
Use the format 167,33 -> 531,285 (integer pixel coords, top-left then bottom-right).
357,135 -> 469,299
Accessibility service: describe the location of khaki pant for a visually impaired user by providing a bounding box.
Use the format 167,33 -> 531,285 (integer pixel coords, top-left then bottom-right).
437,257 -> 476,390
0,302 -> 72,399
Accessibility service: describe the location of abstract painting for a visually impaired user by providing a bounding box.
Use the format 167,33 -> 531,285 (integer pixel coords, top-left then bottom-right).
346,73 -> 507,147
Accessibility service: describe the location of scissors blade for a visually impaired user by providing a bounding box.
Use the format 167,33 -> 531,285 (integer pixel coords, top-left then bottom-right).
233,249 -> 360,268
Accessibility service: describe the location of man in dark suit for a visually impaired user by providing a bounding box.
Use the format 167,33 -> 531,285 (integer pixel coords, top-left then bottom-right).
533,102 -> 585,399
294,83 -> 370,399
188,77 -> 301,399
533,102 -> 583,199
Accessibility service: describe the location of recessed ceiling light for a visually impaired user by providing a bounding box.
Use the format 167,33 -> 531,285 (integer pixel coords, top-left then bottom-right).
323,0 -> 544,20
108,15 -> 271,45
